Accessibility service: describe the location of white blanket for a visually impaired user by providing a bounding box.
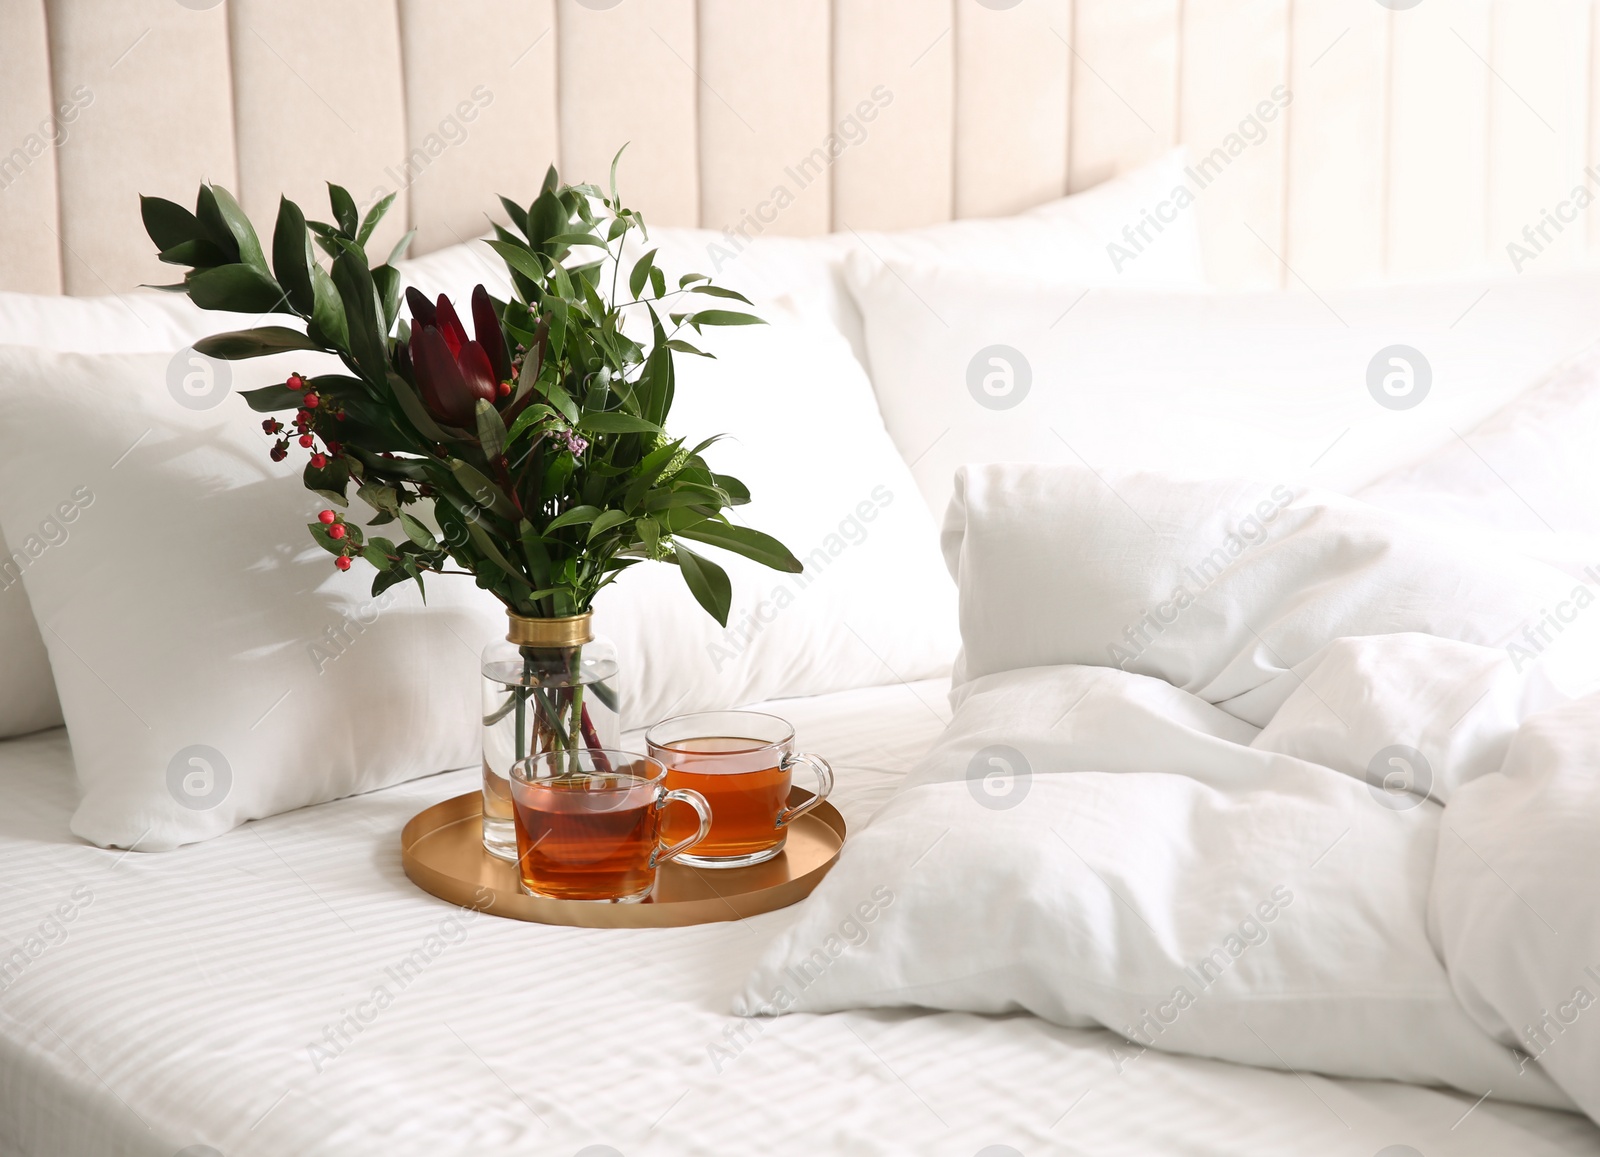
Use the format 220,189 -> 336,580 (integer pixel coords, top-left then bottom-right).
736,464 -> 1600,1121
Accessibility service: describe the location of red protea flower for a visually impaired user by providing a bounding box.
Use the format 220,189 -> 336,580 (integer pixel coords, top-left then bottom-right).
406,285 -> 511,428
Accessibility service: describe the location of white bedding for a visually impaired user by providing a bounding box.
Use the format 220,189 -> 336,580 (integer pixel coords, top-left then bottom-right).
2,679 -> 1597,1157
738,465 -> 1600,1131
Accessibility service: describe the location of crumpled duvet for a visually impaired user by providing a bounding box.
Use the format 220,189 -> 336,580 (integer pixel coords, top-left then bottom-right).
735,465 -> 1600,1121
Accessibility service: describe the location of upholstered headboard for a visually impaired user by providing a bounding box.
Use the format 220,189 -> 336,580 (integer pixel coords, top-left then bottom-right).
2,0 -> 1596,297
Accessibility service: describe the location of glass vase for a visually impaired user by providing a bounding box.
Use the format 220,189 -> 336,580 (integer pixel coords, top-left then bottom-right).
480,612 -> 620,862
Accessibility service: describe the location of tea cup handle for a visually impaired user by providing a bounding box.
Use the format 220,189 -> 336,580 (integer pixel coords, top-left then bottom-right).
653,788 -> 713,867
775,752 -> 834,829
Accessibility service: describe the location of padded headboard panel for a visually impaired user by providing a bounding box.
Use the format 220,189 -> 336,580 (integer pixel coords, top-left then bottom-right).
3,0 -> 1598,296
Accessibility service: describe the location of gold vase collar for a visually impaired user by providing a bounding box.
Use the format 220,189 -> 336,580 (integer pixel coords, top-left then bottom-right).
506,612 -> 593,648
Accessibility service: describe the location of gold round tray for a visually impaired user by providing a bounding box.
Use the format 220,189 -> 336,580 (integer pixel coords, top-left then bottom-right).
400,789 -> 846,928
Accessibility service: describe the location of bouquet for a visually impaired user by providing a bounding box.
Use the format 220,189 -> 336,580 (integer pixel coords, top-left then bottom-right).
139,159 -> 801,628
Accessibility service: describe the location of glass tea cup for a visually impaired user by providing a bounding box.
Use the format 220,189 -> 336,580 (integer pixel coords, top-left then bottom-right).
646,711 -> 834,868
508,749 -> 711,903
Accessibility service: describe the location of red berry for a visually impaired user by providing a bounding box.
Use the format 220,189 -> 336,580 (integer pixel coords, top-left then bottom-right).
334,556 -> 352,571
497,381 -> 512,398
310,453 -> 328,468
325,440 -> 343,455
298,434 -> 315,448
270,446 -> 288,463
261,418 -> 281,435
286,373 -> 305,392
328,524 -> 347,540
317,510 -> 336,525
303,393 -> 321,409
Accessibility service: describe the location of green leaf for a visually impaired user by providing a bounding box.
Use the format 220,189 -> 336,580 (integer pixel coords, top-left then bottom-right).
577,412 -> 662,436
371,264 -> 401,331
357,479 -> 400,514
498,195 -> 529,238
141,195 -> 204,251
675,520 -> 803,573
206,185 -> 269,272
448,459 -> 517,520
674,545 -> 732,626
372,567 -> 411,597
587,509 -> 630,542
304,456 -> 351,505
307,220 -> 342,259
308,522 -> 347,556
309,261 -> 347,349
397,510 -> 438,549
628,248 -> 658,299
545,504 -> 599,533
484,238 -> 546,284
505,402 -> 557,444
185,264 -> 287,313
664,339 -> 711,358
475,398 -> 508,461
272,197 -> 315,314
157,239 -> 229,267
386,228 -> 418,266
684,309 -> 765,330
387,371 -> 451,443
713,473 -> 751,504
328,183 -> 359,237
240,384 -> 303,412
357,191 -> 396,247
194,326 -> 319,360
637,516 -> 659,556
528,186 -> 567,249
464,517 -> 531,593
689,283 -> 755,304
331,247 -> 387,380
520,523 -> 552,588
546,231 -> 609,250
608,144 -> 627,207
363,536 -> 398,570
194,186 -> 241,263
526,371 -> 569,422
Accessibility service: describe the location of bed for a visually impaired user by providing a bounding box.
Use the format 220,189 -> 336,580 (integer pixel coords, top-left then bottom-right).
6,3 -> 1600,1155
2,678 -> 1596,1157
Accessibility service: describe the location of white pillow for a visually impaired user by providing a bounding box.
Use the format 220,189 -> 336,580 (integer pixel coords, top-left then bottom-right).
1358,341 -> 1600,576
0,346 -> 500,849
594,316 -> 957,728
396,149 -> 1208,370
0,322 -> 954,847
0,291 -> 256,739
845,261 -> 1600,520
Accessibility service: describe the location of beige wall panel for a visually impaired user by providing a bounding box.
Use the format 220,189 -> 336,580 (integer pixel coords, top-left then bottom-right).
698,0 -> 831,238
1067,0 -> 1179,193
398,0 -> 560,256
557,0 -> 699,227
954,0 -> 1072,219
1180,0 -> 1292,289
46,0 -> 236,295
1284,0 -> 1389,288
0,0 -> 62,293
832,0 -> 955,231
1592,3 -> 1600,255
1386,1 -> 1492,280
230,0 -> 410,262
1487,0 -> 1591,276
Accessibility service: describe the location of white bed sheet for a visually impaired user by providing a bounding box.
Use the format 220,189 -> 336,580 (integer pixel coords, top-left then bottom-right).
0,678 -> 1595,1157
